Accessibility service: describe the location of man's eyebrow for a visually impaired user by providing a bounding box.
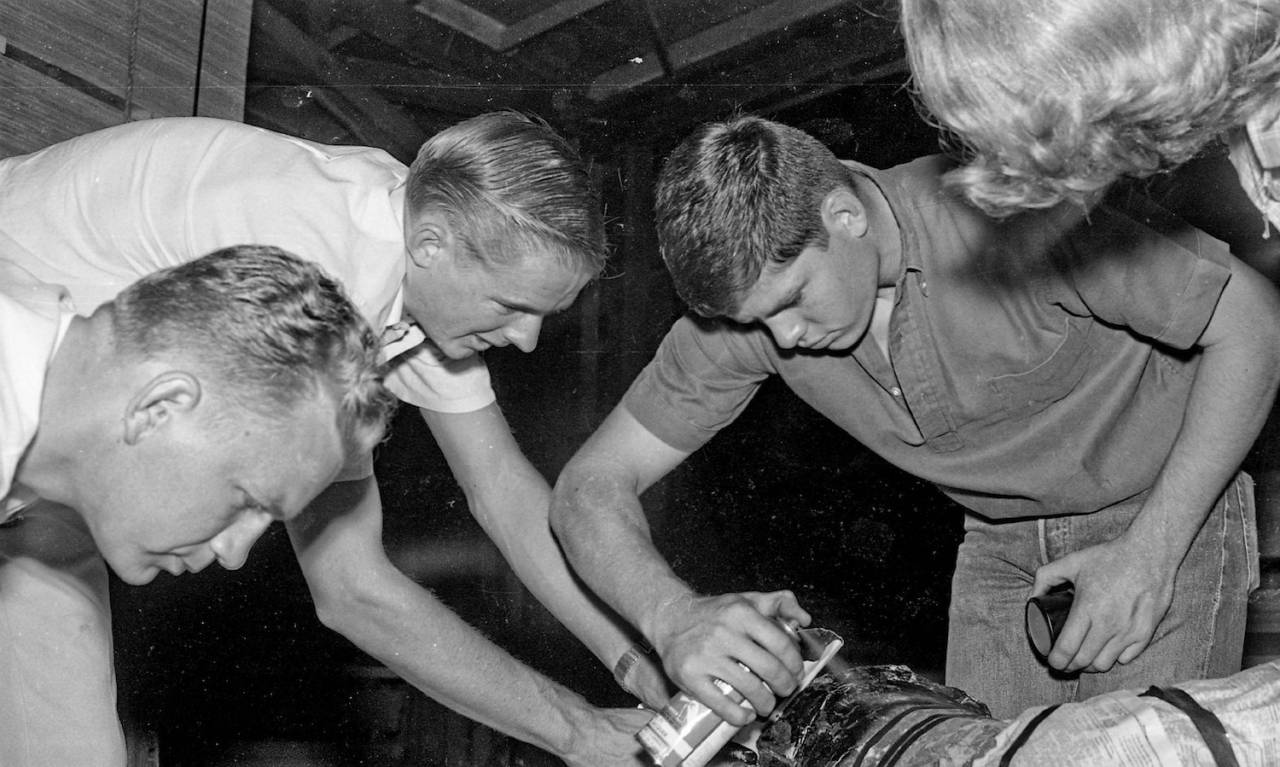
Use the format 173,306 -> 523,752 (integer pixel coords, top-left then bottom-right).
496,297 -> 542,313
769,284 -> 804,314
247,490 -> 287,520
498,296 -> 575,317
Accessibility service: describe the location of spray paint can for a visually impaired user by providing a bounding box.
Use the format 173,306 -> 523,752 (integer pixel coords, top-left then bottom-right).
636,619 -> 801,767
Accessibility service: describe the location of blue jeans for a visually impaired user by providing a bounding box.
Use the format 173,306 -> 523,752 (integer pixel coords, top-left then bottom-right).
945,472 -> 1258,719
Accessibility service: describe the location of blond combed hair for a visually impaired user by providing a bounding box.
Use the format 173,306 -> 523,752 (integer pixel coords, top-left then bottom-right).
406,111 -> 607,275
112,245 -> 396,461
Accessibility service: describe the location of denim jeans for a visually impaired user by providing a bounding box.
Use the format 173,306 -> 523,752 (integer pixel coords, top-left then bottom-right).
945,472 -> 1258,719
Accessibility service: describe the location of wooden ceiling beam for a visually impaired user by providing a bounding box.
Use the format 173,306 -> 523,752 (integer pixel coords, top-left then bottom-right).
586,0 -> 861,101
579,10 -> 902,143
414,0 -> 613,51
322,0 -> 547,84
340,56 -> 557,116
754,57 -> 908,115
252,1 -> 426,158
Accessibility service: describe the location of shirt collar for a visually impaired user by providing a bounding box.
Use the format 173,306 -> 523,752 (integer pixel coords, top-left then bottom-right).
842,159 -> 924,286
2,484 -> 38,523
379,287 -> 426,363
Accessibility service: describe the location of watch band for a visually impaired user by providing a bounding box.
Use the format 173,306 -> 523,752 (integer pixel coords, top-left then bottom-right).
613,643 -> 652,692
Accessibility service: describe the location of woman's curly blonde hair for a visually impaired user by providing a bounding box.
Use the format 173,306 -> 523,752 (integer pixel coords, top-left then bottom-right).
901,0 -> 1280,216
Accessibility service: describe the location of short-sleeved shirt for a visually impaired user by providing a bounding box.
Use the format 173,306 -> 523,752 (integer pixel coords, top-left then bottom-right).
0,262 -> 72,516
624,155 -> 1233,520
0,116 -> 495,416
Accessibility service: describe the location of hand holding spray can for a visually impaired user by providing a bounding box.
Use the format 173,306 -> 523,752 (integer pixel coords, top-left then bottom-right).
636,618 -> 844,767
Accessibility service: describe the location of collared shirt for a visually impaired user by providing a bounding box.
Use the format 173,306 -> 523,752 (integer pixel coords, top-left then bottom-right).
623,156 -> 1232,520
0,116 -> 496,417
1248,112 -> 1280,168
1227,110 -> 1280,233
0,262 -> 73,516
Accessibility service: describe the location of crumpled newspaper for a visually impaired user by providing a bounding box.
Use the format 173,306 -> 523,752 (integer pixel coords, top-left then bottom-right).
746,661 -> 1280,766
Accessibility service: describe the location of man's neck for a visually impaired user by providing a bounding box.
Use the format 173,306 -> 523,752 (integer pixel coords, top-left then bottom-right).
16,313 -> 102,505
850,171 -> 903,290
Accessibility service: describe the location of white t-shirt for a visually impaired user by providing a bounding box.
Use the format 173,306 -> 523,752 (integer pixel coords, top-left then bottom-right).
0,263 -> 71,516
0,116 -> 495,415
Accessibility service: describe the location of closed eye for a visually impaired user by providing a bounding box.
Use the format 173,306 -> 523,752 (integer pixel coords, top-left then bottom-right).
769,286 -> 804,317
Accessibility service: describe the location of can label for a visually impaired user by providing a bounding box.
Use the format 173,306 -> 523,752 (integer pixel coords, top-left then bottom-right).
636,618 -> 845,766
638,677 -> 750,766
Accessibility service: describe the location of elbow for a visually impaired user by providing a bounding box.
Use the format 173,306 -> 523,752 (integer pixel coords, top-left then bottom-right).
550,458 -> 637,557
1253,303 -> 1280,391
548,469 -> 579,545
549,460 -> 608,556
309,578 -> 364,635
304,560 -> 393,636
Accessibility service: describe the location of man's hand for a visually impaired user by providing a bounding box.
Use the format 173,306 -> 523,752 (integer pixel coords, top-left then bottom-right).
1032,533 -> 1176,674
563,706 -> 653,767
649,590 -> 811,725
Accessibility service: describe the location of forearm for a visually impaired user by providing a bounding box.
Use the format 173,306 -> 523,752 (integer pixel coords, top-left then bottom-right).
423,403 -> 664,699
311,557 -> 601,754
289,478 -> 614,757
1128,274 -> 1280,566
550,456 -> 695,644
463,461 -> 640,673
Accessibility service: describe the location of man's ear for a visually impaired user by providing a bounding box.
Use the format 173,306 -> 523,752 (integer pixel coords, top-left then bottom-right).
405,207 -> 455,269
123,372 -> 201,445
821,186 -> 869,240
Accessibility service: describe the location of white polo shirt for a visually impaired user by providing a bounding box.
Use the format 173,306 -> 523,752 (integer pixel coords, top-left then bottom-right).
0,116 -> 495,415
0,263 -> 71,516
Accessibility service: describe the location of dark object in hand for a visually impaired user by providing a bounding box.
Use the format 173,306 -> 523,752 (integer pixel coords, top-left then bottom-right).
1025,587 -> 1075,660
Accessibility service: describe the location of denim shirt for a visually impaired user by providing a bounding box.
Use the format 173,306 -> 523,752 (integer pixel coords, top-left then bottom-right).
624,156 -> 1232,520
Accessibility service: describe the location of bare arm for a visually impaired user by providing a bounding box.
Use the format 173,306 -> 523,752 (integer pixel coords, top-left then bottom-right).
550,405 -> 810,725
1036,260 -> 1280,672
420,402 -> 670,708
287,477 -> 650,766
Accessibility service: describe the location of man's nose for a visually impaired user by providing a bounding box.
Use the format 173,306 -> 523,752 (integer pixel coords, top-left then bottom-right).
504,314 -> 543,353
767,318 -> 804,349
209,511 -> 273,571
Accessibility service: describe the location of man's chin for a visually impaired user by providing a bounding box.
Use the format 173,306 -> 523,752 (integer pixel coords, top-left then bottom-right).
440,343 -> 479,360
118,566 -> 160,586
422,335 -> 475,361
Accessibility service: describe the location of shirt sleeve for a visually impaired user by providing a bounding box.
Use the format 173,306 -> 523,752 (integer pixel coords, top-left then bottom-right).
1053,190 -> 1233,350
382,341 -> 497,413
621,314 -> 773,453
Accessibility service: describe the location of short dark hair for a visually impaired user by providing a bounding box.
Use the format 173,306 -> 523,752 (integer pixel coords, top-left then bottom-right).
902,0 -> 1280,216
406,111 -> 608,276
655,115 -> 853,316
111,245 -> 396,459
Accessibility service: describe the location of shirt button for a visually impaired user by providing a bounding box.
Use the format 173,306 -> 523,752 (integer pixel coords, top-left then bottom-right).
890,387 -> 902,397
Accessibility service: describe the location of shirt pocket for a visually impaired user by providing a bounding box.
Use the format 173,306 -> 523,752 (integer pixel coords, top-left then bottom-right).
980,314 -> 1095,421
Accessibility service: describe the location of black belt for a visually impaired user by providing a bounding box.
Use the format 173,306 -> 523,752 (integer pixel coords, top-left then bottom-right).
1141,685 -> 1240,767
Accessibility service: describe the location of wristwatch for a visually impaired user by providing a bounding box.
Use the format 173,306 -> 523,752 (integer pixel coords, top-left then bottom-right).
613,642 -> 653,695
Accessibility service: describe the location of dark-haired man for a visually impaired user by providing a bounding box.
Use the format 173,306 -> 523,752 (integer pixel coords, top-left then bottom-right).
551,115 -> 1280,721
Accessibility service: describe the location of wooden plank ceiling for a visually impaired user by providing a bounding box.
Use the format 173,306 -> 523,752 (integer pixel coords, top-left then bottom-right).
246,0 -> 905,159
